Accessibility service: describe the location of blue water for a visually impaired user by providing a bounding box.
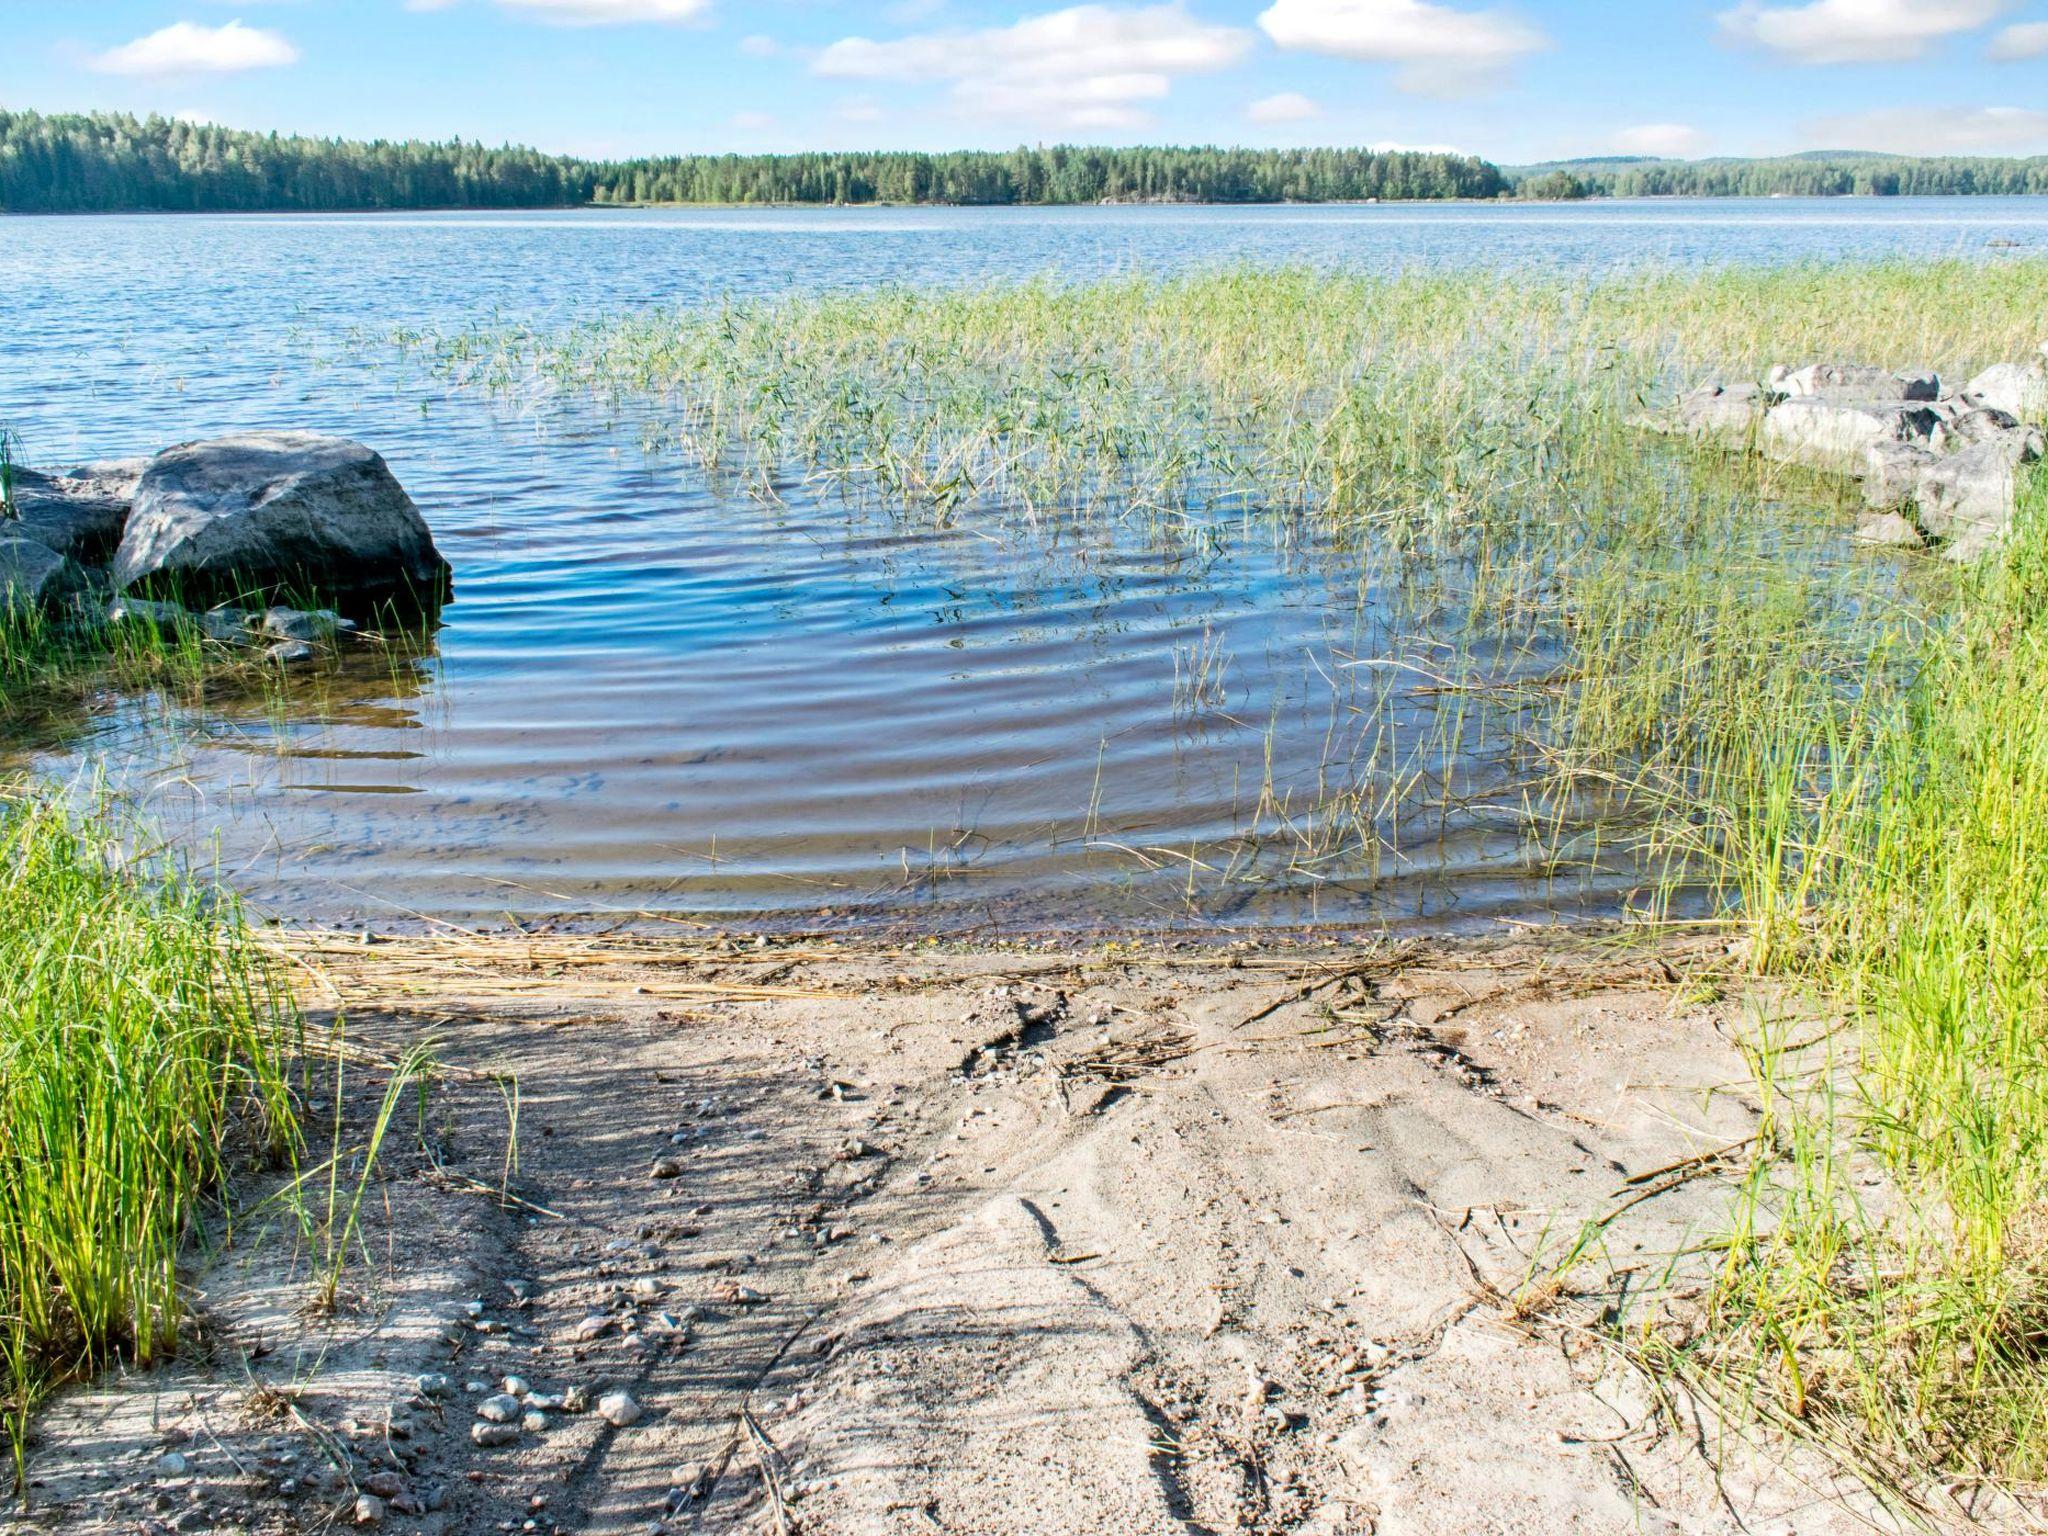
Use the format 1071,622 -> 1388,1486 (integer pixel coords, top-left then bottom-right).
0,200 -> 2032,932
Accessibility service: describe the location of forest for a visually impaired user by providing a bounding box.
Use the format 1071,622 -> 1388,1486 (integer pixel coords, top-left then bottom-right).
1547,152 -> 2048,197
4,109 -> 2045,212
0,110 -> 1505,211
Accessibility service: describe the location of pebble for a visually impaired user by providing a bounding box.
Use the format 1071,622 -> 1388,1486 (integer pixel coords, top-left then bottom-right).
475,1394 -> 522,1424
650,1157 -> 685,1180
470,1423 -> 519,1449
354,1493 -> 387,1525
364,1472 -> 405,1498
522,1411 -> 551,1433
568,1314 -> 615,1343
156,1452 -> 189,1477
502,1376 -> 532,1400
598,1391 -> 643,1428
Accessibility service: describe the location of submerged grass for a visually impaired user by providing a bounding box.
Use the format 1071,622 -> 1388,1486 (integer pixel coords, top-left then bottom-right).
0,787 -> 299,1461
419,258 -> 2048,1499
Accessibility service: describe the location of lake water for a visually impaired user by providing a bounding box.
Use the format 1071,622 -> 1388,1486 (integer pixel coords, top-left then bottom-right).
2,199 -> 2040,933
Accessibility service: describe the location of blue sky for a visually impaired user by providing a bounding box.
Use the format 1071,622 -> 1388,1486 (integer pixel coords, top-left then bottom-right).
8,0 -> 2048,164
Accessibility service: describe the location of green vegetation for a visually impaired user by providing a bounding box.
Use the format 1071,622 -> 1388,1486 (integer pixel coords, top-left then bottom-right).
0,108 -> 591,213
590,144 -> 1506,206
1516,150 -> 2048,198
0,595 -> 251,727
419,260 -> 2048,1497
9,109 -> 2047,211
1662,493 -> 2048,1492
0,109 -> 1503,211
1515,169 -> 1591,201
0,788 -> 298,1454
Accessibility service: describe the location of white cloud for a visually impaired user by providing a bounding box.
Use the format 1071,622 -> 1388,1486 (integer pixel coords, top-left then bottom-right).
1808,104 -> 2048,151
1247,90 -> 1321,122
495,0 -> 711,23
739,33 -> 781,57
1614,122 -> 1709,157
1256,0 -> 1547,96
729,110 -> 777,131
837,97 -> 888,124
91,20 -> 300,76
1718,0 -> 2008,63
814,4 -> 1254,132
1990,18 -> 2048,55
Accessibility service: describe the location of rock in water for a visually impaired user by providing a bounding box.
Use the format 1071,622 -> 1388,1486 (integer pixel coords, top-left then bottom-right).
1854,512 -> 1925,549
1965,361 -> 2048,427
1862,440 -> 1939,511
1673,381 -> 1772,435
8,467 -> 133,563
1762,398 -> 1941,475
113,432 -> 447,609
1780,364 -> 1941,403
0,535 -> 76,613
1918,433 -> 2044,561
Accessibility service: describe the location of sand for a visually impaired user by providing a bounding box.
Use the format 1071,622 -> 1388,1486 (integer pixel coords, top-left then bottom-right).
7,931 -> 1902,1535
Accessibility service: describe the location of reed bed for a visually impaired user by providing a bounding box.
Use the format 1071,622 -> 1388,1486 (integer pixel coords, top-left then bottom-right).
0,788 -> 298,1458
416,259 -> 2048,1498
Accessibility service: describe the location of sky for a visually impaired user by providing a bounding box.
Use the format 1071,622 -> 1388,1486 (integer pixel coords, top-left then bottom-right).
7,0 -> 2048,165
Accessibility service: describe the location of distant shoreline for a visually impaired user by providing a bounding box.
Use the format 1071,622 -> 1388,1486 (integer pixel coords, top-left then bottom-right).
5,108 -> 2045,215
6,189 -> 2048,218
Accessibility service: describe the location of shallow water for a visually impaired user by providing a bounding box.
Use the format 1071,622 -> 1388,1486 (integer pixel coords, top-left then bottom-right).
1,200 -> 2033,931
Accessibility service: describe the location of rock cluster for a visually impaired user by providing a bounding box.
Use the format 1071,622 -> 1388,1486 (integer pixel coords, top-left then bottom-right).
1647,348 -> 2048,560
1,431 -> 447,656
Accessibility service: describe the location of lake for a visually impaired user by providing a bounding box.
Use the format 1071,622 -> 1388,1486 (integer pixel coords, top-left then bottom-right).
2,199 -> 2039,933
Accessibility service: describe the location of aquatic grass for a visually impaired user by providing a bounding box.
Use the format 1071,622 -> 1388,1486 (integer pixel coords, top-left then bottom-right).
0,787 -> 299,1461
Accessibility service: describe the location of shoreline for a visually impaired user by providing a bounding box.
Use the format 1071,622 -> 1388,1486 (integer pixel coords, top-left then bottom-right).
7,190 -> 2048,218
13,927 -> 1898,1536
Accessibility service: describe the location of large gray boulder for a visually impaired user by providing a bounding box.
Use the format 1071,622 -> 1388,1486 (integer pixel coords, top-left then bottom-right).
0,535 -> 77,614
1862,440 -> 1939,511
1916,431 -> 2044,561
113,433 -> 446,608
1762,398 -> 1941,475
1964,362 -> 2048,427
1780,364 -> 1941,403
1673,381 -> 1773,436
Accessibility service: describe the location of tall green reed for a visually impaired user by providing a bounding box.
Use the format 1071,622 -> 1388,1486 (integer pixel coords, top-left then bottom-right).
0,789 -> 299,1464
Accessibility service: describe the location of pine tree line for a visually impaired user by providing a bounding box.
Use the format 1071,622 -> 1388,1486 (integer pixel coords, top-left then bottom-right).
6,110 -> 2043,213
1561,155 -> 2048,198
0,110 -> 1505,212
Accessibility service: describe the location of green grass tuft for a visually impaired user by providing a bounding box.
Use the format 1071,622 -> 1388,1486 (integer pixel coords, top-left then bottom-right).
0,788 -> 299,1463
